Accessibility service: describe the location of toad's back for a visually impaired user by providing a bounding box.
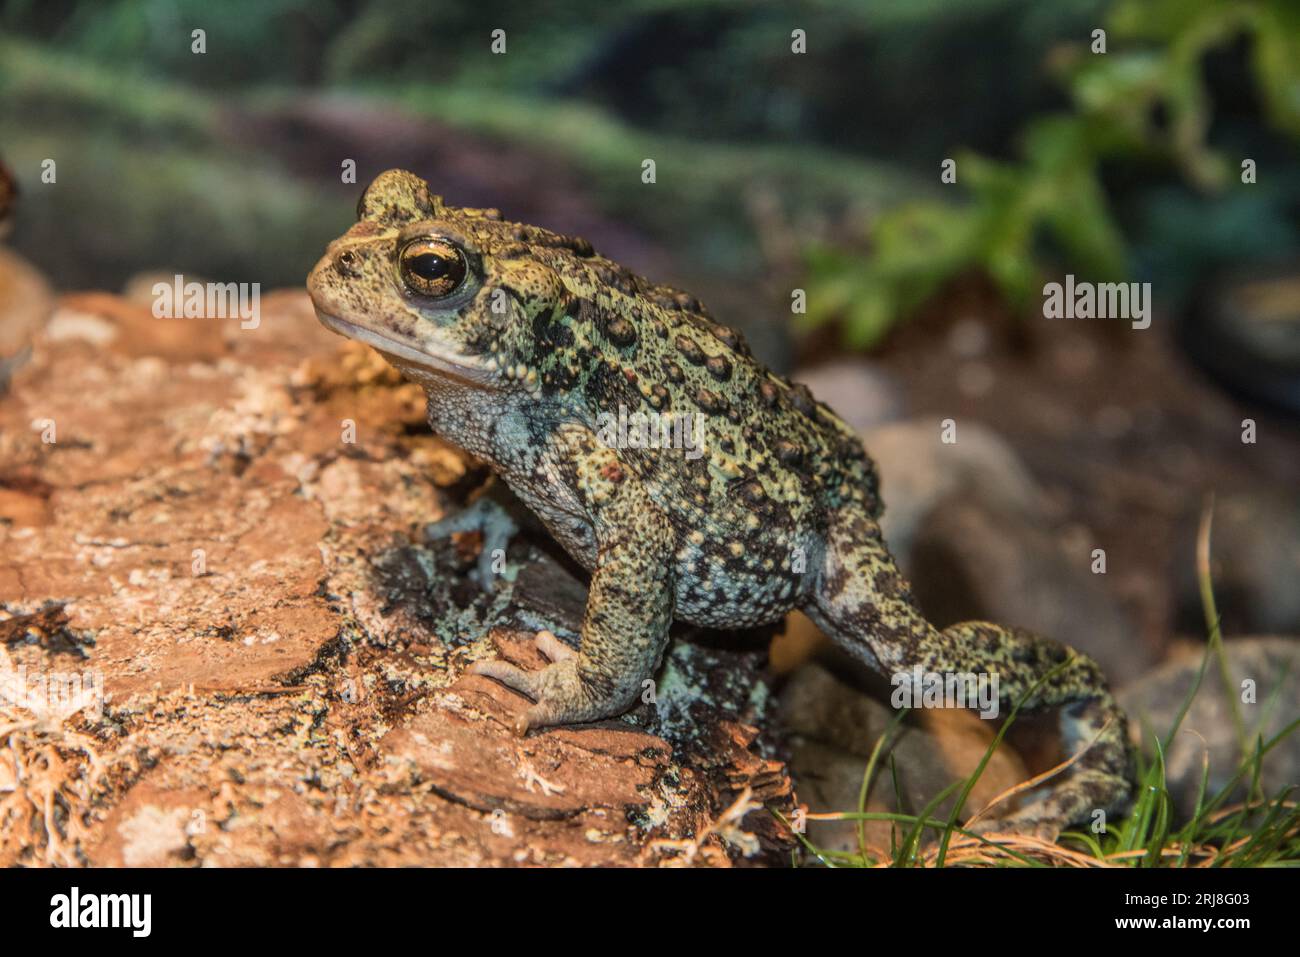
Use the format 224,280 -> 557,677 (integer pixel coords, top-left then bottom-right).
517,241 -> 883,536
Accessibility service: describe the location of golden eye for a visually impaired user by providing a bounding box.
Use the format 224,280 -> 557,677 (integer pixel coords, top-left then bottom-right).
399,238 -> 468,298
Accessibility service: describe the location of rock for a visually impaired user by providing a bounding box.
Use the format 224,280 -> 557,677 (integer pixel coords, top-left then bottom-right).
793,358 -> 905,434
0,245 -> 54,387
769,609 -> 830,676
863,419 -> 1047,566
89,785 -> 207,867
778,662 -> 1028,855
122,270 -> 193,306
862,419 -> 1143,683
910,494 -> 1149,682
1172,491 -> 1300,638
1117,636 -> 1300,821
0,291 -> 794,867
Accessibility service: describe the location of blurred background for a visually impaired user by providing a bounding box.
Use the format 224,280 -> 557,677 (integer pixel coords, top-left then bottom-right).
1,1 -> 1298,723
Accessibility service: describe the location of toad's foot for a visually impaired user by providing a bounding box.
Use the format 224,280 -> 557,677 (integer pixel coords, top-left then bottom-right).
965,702 -> 1132,842
967,766 -> 1128,843
424,497 -> 518,593
470,630 -> 610,735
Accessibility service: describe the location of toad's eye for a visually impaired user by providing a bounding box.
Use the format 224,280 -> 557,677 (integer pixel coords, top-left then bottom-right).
398,238 -> 468,298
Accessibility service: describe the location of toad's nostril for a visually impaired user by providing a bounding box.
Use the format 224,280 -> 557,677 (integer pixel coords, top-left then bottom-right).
336,250 -> 360,275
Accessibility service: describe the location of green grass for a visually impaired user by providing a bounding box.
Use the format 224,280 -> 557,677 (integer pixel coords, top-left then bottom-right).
778,500 -> 1300,868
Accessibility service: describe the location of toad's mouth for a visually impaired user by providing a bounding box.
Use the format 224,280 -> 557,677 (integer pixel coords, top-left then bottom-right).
314,309 -> 497,387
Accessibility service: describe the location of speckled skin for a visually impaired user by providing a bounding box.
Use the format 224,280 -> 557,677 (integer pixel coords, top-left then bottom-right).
307,170 -> 1131,834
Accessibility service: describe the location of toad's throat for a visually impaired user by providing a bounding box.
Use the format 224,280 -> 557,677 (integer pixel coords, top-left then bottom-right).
314,309 -> 497,387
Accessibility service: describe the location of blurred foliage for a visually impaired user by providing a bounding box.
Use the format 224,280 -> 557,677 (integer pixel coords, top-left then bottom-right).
0,121 -> 351,291
1,0 -> 1108,157
0,29 -> 915,289
801,0 -> 1300,347
381,84 -> 918,273
0,37 -> 217,146
1,0 -> 1296,321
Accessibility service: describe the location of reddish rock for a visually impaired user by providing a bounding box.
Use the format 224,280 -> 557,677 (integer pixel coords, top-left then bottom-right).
0,290 -> 794,867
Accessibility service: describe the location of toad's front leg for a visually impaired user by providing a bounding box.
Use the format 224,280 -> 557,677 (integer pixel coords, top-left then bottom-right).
471,439 -> 675,734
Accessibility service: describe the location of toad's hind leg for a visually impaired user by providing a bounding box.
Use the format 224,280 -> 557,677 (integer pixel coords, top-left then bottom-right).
804,509 -> 1132,837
